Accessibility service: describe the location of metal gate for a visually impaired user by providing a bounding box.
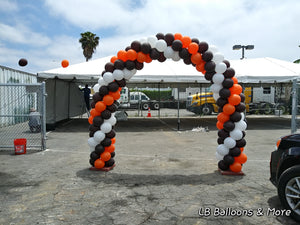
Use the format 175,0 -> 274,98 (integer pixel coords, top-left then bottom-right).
0,82 -> 46,150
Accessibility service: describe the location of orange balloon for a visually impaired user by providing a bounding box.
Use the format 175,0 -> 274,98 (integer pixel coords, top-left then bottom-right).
61,59 -> 69,68
231,77 -> 238,84
111,137 -> 116,144
191,53 -> 203,65
188,42 -> 199,54
94,159 -> 105,169
110,56 -> 118,64
235,152 -> 247,164
118,87 -> 122,92
103,95 -> 114,106
223,104 -> 236,115
196,62 -> 205,73
127,49 -> 137,61
105,144 -> 115,153
145,54 -> 152,63
240,147 -> 244,152
228,94 -> 241,106
181,36 -> 191,48
229,162 -> 242,173
230,84 -> 243,95
117,50 -> 128,62
100,151 -> 111,162
95,101 -> 106,113
88,116 -> 94,125
137,52 -> 147,63
216,121 -> 224,130
174,33 -> 183,40
90,108 -> 101,117
110,91 -> 121,100
217,112 -> 230,123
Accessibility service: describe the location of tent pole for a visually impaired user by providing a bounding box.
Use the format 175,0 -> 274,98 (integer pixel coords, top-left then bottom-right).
177,84 -> 180,131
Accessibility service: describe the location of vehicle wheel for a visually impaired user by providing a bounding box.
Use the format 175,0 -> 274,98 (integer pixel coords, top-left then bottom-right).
278,165 -> 300,222
276,105 -> 286,114
141,103 -> 149,110
200,104 -> 213,115
260,102 -> 273,115
152,103 -> 160,110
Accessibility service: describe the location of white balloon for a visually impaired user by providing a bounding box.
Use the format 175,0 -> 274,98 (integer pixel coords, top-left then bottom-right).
213,93 -> 220,101
235,120 -> 247,131
210,83 -> 222,93
216,152 -> 224,161
230,129 -> 243,141
172,51 -> 181,61
240,112 -> 245,121
100,122 -> 112,133
123,68 -> 133,80
105,115 -> 117,126
212,52 -> 224,64
88,137 -> 98,147
93,130 -> 106,143
112,69 -> 124,81
212,73 -> 224,84
208,45 -> 218,53
147,36 -> 158,48
98,77 -> 107,86
103,72 -> 114,84
217,144 -> 229,156
93,83 -> 100,93
164,46 -> 175,58
139,37 -> 147,44
224,137 -> 236,149
215,63 -> 227,74
155,39 -> 167,52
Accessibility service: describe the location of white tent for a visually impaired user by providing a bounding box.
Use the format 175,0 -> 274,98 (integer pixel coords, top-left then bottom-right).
38,57 -> 300,84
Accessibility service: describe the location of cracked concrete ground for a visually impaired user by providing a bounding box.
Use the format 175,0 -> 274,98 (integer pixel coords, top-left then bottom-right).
0,116 -> 299,225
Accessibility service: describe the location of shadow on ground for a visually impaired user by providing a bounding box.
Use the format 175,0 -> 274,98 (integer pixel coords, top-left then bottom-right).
76,169 -> 244,187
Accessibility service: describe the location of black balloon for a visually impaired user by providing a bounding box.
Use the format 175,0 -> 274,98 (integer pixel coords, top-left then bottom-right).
179,48 -> 190,59
89,158 -> 95,166
125,46 -> 131,51
171,40 -> 183,51
89,124 -> 100,132
89,130 -> 95,137
95,144 -> 105,155
235,103 -> 246,112
223,121 -> 235,132
105,158 -> 115,167
90,151 -> 100,160
223,155 -> 235,165
218,129 -> 230,138
158,53 -> 167,62
111,152 -> 116,158
116,78 -> 126,87
92,92 -> 103,102
106,130 -> 116,139
18,58 -> 28,66
105,62 -> 115,72
204,71 -> 215,81
156,33 -> 165,40
108,82 -> 119,92
135,61 -> 144,70
204,61 -> 216,72
219,88 -> 231,99
150,48 -> 160,60
99,86 -> 109,96
223,60 -> 230,68
217,137 -> 224,145
101,110 -> 111,120
240,93 -> 245,102
198,42 -> 209,53
218,160 -> 229,171
164,33 -> 174,46
242,131 -> 246,138
202,51 -> 213,62
141,43 -> 151,54
101,138 -> 112,147
236,139 -> 246,148
90,101 -> 96,109
222,78 -> 234,89
230,112 -> 242,122
114,59 -> 125,70
93,116 -> 104,127
107,103 -> 118,112
183,58 -> 192,65
223,68 -> 235,78
125,60 -> 136,70
131,41 -> 141,52
191,38 -> 199,44
229,147 -> 241,157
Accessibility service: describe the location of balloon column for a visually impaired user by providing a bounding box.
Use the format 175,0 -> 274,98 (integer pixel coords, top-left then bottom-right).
88,33 -> 247,173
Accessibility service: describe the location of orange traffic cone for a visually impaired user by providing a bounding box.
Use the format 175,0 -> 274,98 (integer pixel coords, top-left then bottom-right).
147,107 -> 151,117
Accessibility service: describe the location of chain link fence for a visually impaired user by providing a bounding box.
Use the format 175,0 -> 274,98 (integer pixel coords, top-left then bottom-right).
0,83 -> 46,151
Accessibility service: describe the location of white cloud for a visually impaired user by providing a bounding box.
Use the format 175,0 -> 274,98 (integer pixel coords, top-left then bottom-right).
0,0 -> 18,12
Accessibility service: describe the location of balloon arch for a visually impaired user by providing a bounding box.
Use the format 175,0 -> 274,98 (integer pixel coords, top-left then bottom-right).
87,33 -> 247,173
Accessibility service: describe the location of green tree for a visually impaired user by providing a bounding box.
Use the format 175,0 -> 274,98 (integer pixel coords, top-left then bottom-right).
294,45 -> 300,64
79,31 -> 100,62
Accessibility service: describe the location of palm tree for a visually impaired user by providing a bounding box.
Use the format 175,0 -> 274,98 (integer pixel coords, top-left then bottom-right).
294,45 -> 300,64
79,32 -> 100,62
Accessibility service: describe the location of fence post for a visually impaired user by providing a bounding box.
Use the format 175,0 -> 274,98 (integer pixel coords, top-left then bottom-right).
42,82 -> 47,149
291,79 -> 298,134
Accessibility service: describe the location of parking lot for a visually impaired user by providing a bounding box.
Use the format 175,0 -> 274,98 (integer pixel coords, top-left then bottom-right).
0,116 -> 299,225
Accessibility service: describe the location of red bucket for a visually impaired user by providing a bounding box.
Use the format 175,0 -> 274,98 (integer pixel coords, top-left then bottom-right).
14,138 -> 27,155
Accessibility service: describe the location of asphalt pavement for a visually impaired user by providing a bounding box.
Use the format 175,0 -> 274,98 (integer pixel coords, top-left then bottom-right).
0,116 -> 299,225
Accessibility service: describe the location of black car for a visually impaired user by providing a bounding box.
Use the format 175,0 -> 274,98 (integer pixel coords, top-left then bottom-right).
270,133 -> 300,221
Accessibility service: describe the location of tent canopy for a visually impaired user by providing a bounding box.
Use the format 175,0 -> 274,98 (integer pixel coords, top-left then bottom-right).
38,57 -> 300,84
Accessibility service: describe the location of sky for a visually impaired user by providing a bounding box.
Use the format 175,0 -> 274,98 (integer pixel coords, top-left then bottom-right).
0,0 -> 299,74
